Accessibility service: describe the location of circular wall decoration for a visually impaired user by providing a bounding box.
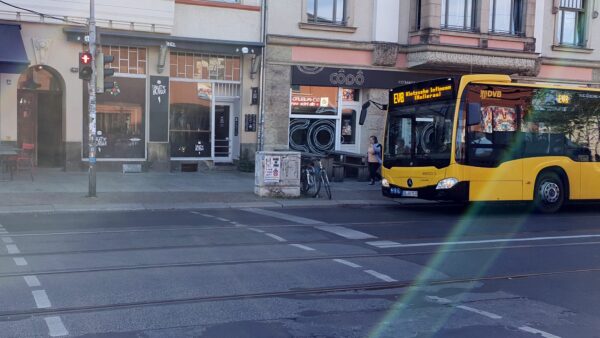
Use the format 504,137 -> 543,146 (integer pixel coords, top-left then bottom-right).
289,119 -> 336,155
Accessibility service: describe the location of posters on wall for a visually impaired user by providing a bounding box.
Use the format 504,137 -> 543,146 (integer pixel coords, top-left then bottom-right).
264,155 -> 281,183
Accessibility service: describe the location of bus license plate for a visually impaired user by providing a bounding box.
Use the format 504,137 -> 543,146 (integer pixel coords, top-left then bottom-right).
402,190 -> 418,198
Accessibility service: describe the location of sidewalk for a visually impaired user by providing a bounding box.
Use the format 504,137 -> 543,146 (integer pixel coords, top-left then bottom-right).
0,168 -> 395,214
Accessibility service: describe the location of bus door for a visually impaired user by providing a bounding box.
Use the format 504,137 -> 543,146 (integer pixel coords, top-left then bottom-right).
579,141 -> 600,199
463,100 -> 523,201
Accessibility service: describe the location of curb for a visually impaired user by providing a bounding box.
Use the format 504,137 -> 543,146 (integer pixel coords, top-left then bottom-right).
0,200 -> 398,215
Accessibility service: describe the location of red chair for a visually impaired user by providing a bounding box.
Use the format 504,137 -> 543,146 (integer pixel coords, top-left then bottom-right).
15,143 -> 35,181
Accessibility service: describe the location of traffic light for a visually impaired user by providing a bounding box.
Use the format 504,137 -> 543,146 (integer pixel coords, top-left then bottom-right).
78,52 -> 93,81
96,52 -> 115,93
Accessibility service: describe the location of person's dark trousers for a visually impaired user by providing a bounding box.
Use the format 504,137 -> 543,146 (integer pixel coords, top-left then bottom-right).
368,162 -> 381,183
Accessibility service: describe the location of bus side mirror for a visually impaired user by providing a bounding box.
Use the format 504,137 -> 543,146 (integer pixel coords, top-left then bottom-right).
359,101 -> 370,126
467,103 -> 482,126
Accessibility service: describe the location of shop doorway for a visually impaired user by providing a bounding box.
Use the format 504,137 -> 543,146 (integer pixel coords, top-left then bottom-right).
214,103 -> 233,162
17,66 -> 64,167
338,89 -> 362,154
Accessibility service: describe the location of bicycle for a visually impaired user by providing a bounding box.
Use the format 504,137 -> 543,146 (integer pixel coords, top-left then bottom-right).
300,156 -> 332,200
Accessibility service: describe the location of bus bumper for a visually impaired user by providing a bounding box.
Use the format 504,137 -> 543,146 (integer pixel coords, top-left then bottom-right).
382,182 -> 469,201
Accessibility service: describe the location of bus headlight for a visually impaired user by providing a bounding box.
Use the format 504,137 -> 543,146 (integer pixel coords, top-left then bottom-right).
436,178 -> 458,190
381,178 -> 390,188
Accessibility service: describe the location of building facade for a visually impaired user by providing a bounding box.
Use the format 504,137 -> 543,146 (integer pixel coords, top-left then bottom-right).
534,0 -> 600,84
261,0 -> 543,156
0,0 -> 263,171
3,0 -> 600,172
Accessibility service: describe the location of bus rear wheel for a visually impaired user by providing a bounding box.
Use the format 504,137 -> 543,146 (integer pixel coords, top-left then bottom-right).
533,172 -> 565,213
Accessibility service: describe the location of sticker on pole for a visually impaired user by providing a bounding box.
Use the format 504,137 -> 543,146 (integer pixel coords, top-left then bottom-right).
264,156 -> 281,183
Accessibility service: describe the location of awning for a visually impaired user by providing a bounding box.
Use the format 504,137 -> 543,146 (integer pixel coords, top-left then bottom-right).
64,27 -> 263,56
0,24 -> 29,74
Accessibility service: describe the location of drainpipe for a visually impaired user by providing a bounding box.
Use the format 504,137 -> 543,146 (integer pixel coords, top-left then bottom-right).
257,0 -> 267,152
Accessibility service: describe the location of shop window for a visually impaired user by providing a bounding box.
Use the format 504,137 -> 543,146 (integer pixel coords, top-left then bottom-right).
290,118 -> 337,154
291,86 -> 338,116
169,81 -> 213,158
441,0 -> 477,31
170,52 -> 241,81
556,0 -> 587,47
342,88 -> 360,102
307,0 -> 347,25
101,46 -> 146,75
489,0 -> 525,35
290,85 -> 339,154
83,77 -> 146,159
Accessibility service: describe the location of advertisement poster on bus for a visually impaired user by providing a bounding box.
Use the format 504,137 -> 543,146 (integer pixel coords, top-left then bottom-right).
264,155 -> 281,183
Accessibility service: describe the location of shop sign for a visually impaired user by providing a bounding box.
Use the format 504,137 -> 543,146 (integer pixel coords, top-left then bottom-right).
291,95 -> 328,108
197,83 -> 212,101
150,76 -> 169,142
264,155 -> 281,183
292,66 -> 441,89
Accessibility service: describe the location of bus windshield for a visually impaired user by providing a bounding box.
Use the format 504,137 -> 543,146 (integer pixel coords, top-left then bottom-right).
384,100 -> 455,169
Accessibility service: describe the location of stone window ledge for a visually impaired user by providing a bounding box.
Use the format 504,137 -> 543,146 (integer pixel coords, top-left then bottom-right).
298,22 -> 357,33
552,45 -> 593,54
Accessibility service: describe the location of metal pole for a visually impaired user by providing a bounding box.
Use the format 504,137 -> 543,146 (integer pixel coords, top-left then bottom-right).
257,0 -> 267,151
88,0 -> 97,197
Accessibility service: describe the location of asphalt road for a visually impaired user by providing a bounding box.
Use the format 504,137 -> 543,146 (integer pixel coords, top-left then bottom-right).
0,203 -> 600,337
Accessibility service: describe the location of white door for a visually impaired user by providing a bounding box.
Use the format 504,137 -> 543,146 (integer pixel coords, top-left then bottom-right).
338,88 -> 362,153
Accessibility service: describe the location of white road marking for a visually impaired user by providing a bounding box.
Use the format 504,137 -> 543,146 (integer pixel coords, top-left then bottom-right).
13,257 -> 27,266
366,240 -> 402,248
248,228 -> 265,233
364,270 -> 397,282
265,233 -> 287,242
45,316 -> 69,337
2,237 -> 13,244
456,305 -> 503,319
24,275 -> 41,287
289,244 -> 316,251
0,230 -> 8,234
315,225 -> 376,240
332,259 -> 362,268
371,234 -> 600,248
519,326 -> 561,338
32,290 -> 52,308
425,295 -> 452,304
6,244 -> 20,254
242,208 -> 325,225
216,217 -> 230,222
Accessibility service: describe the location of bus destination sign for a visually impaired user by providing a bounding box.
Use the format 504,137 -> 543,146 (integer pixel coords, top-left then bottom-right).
389,78 -> 456,108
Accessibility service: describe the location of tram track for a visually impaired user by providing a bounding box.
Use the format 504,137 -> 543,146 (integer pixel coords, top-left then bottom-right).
3,225 -> 600,258
1,266 -> 599,319
2,239 -> 600,279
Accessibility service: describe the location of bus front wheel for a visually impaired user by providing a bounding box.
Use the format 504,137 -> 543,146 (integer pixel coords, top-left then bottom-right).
533,172 -> 565,213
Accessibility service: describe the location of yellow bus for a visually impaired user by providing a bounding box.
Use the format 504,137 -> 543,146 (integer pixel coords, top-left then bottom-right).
380,74 -> 600,212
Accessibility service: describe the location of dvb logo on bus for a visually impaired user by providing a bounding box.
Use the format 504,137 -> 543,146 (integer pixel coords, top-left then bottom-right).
480,90 -> 502,99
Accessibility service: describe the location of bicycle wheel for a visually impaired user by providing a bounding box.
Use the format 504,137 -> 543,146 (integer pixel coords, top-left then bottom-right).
300,169 -> 310,195
313,171 -> 322,198
322,172 -> 332,200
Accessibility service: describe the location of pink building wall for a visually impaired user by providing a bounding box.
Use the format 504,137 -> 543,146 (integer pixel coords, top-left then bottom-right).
291,46 -> 372,66
487,39 -> 524,51
538,65 -> 593,82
